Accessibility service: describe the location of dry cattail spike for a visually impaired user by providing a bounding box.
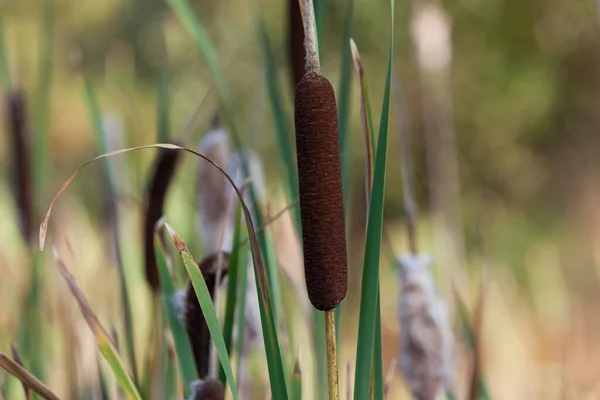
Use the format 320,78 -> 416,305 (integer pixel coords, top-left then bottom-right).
6,90 -> 34,243
184,252 -> 230,378
188,378 -> 225,400
143,147 -> 181,291
294,72 -> 347,311
396,254 -> 454,400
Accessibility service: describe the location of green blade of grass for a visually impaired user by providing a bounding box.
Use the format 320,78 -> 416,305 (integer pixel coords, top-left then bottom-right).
256,17 -> 300,232
164,224 -> 239,400
455,289 -> 492,400
52,249 -> 142,400
337,0 -> 356,210
353,1 -> 394,398
38,143 -> 290,399
32,0 -> 53,203
154,236 -> 197,396
0,16 -> 11,89
157,68 -> 170,143
167,0 -> 284,331
291,360 -> 302,400
313,0 -> 324,44
80,73 -> 139,386
234,220 -> 249,382
0,354 -> 59,400
350,38 -> 383,400
219,203 -> 243,384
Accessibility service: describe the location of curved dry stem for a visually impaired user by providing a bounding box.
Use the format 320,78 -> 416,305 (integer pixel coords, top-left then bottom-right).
38,143 -> 271,312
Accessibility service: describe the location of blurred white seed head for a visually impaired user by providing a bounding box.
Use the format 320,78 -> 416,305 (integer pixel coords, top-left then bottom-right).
197,127 -> 234,253
410,2 -> 452,71
397,253 -> 454,400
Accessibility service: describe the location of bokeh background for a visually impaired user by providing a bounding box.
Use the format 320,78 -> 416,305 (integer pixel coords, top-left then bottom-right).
1,0 -> 600,399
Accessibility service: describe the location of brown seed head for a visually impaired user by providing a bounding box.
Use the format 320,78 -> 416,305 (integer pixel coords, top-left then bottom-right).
6,90 -> 34,243
294,72 -> 348,310
184,252 -> 230,378
189,378 -> 225,400
143,148 -> 181,291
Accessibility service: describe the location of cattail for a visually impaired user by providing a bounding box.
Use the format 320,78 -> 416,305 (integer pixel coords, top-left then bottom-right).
294,7 -> 347,310
184,252 -> 229,378
397,254 -> 454,400
188,378 -> 225,400
6,90 -> 34,243
143,147 -> 181,291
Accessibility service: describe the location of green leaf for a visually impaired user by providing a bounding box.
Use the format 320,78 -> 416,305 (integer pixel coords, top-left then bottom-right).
291,360 -> 302,400
154,237 -> 198,396
337,0 -> 356,210
0,16 -> 11,89
256,17 -> 301,232
234,221 -> 249,381
219,203 -> 243,384
167,0 -> 286,342
52,250 -> 142,400
81,72 -> 139,386
353,0 -> 394,398
165,224 -> 239,400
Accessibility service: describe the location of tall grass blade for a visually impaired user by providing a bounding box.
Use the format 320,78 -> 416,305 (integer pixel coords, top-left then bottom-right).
157,69 -> 170,143
257,17 -> 300,231
337,0 -> 356,209
37,144 -> 289,399
52,249 -> 142,400
219,203 -> 243,384
235,219 -> 249,381
455,289 -> 492,400
292,360 -> 302,400
9,346 -> 30,400
0,16 -> 10,89
164,224 -> 239,400
81,73 -> 139,385
353,0 -> 394,398
167,0 -> 284,332
0,354 -> 60,400
154,236 -> 197,396
351,37 -> 383,400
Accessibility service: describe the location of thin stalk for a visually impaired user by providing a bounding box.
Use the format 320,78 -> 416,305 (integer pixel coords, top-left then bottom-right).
325,309 -> 339,400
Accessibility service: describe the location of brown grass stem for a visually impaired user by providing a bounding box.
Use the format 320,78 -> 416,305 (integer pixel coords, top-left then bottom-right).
298,0 -> 320,74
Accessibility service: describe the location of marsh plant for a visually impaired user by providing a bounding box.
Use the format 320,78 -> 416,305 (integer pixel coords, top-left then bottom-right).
0,0 -> 489,399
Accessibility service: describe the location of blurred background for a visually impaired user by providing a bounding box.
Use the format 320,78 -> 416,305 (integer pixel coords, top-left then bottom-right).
1,0 -> 600,399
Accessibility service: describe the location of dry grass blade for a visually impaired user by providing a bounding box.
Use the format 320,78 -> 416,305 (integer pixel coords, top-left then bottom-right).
0,353 -> 60,400
38,143 -> 270,308
392,68 -> 419,254
52,248 -> 141,400
10,345 -> 30,399
349,38 -> 373,203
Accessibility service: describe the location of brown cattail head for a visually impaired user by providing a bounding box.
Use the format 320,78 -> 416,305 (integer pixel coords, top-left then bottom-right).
6,90 -> 34,243
294,72 -> 347,311
143,147 -> 181,291
184,252 -> 229,378
188,378 -> 225,400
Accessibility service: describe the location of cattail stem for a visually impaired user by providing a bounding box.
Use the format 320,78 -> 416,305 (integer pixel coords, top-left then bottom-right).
325,309 -> 339,400
299,0 -> 320,74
